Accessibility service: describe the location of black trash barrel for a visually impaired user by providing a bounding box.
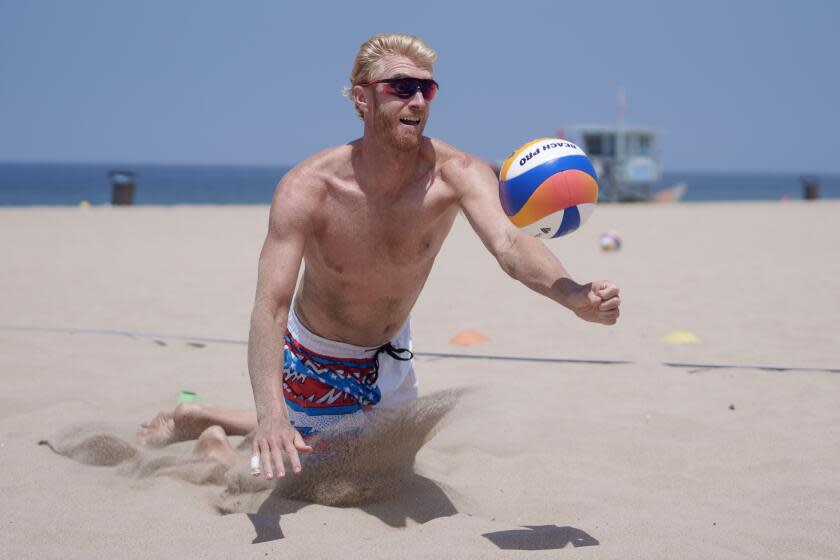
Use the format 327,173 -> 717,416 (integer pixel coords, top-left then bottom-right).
109,170 -> 136,205
800,175 -> 820,200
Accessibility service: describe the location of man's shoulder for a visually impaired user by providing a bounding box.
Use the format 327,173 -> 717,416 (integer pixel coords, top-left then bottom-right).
273,143 -> 354,203
430,138 -> 497,189
282,143 -> 353,185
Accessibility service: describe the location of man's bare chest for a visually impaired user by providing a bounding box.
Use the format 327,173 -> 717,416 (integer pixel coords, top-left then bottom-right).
309,185 -> 459,275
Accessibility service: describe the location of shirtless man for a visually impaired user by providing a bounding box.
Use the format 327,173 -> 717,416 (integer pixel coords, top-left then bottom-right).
138,33 -> 620,477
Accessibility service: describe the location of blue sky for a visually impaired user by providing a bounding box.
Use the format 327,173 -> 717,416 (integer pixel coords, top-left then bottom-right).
1,0 -> 838,173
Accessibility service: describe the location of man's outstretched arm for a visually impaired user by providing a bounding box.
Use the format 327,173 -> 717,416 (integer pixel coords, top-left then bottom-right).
449,156 -> 620,325
248,167 -> 320,478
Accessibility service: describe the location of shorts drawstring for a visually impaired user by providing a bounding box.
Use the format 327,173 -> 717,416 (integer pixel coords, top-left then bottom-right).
368,342 -> 414,385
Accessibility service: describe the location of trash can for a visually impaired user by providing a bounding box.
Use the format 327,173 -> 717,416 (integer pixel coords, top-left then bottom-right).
800,175 -> 820,200
109,170 -> 136,205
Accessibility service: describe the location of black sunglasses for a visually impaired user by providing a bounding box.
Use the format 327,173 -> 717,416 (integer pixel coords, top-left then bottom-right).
361,77 -> 439,101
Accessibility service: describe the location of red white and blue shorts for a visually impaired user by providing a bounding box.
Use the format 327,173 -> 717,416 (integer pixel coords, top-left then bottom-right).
282,307 -> 418,438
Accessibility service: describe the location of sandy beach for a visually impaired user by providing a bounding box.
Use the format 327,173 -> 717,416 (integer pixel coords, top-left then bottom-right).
1,200 -> 838,559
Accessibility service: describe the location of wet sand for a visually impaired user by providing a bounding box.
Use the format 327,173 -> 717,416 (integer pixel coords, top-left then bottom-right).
1,201 -> 838,559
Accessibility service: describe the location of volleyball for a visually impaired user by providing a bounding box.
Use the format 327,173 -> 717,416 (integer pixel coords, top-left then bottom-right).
498,138 -> 599,238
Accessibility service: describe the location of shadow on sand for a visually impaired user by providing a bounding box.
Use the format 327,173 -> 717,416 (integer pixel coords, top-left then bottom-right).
482,525 -> 599,550
244,472 -> 457,543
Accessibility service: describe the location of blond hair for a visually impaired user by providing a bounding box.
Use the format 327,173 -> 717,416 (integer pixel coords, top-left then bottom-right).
345,33 -> 437,119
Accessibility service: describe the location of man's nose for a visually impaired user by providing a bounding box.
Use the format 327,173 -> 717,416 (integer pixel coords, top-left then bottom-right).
407,89 -> 428,109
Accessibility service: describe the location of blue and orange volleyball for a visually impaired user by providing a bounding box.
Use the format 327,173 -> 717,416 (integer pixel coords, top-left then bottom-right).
499,138 -> 599,238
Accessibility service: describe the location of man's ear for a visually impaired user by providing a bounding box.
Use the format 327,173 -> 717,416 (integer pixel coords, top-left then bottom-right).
353,85 -> 369,116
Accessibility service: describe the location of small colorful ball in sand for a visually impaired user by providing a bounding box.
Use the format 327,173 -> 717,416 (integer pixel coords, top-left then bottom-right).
598,230 -> 622,251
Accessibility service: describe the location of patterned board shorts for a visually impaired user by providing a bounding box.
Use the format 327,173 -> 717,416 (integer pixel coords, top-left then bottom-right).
282,307 -> 418,438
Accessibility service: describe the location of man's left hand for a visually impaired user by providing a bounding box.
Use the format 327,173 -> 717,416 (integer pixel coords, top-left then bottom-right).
569,281 -> 621,325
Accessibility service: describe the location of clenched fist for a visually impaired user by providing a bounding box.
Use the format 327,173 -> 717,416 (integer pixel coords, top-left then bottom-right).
568,281 -> 621,325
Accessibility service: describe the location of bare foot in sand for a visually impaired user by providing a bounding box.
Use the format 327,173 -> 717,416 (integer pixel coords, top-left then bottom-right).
193,426 -> 239,465
137,411 -> 176,446
138,403 -> 258,447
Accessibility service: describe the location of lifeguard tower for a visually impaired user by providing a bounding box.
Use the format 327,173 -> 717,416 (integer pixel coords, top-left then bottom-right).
567,125 -> 662,201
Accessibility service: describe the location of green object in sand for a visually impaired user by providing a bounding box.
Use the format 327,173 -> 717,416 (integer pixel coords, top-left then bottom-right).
177,390 -> 200,404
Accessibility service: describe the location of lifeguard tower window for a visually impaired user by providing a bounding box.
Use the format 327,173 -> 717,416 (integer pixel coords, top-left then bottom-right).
636,134 -> 652,156
583,133 -> 615,157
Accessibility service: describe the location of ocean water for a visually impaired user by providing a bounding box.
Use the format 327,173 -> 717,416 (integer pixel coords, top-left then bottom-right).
0,163 -> 288,206
0,162 -> 838,206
